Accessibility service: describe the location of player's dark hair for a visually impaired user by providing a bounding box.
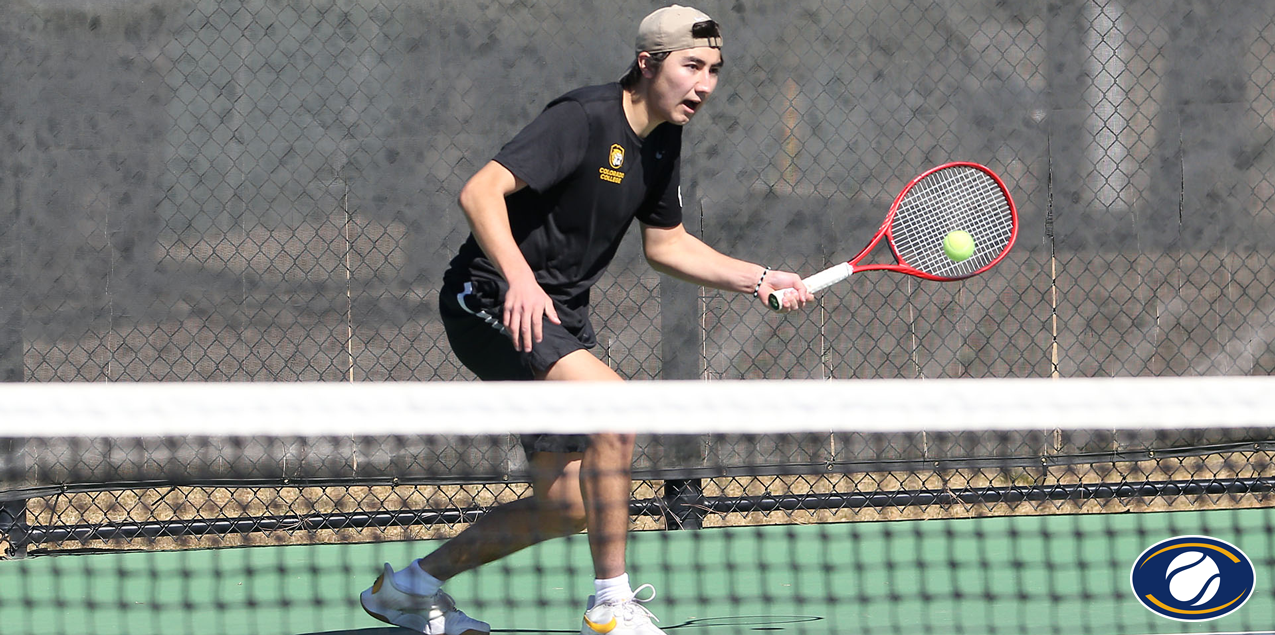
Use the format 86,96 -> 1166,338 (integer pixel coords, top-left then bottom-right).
619,51 -> 671,89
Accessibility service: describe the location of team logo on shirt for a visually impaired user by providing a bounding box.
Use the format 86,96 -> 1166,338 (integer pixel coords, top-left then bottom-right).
599,144 -> 626,184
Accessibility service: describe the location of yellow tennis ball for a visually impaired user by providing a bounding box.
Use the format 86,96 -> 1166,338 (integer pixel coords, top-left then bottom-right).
943,230 -> 975,262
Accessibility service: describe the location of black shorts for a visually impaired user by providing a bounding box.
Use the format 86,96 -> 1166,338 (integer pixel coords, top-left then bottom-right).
519,433 -> 590,455
439,279 -> 594,455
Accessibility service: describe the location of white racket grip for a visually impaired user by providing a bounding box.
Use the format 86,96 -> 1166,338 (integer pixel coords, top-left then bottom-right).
767,262 -> 855,311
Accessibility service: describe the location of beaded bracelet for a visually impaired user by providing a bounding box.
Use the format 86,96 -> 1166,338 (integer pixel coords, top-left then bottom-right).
752,267 -> 771,298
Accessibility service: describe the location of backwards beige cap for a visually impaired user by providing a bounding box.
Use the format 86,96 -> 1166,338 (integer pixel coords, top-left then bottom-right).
635,5 -> 723,54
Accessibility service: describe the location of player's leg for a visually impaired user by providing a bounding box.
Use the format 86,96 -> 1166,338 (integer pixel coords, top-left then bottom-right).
579,430 -> 634,578
413,347 -> 626,580
359,285 -> 528,635
538,350 -> 629,579
359,448 -> 589,635
539,351 -> 666,635
416,451 -> 587,580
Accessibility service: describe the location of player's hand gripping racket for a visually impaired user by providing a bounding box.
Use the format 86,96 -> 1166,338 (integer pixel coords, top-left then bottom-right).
768,162 -> 1018,311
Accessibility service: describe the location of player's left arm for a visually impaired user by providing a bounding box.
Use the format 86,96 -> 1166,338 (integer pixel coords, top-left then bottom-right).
640,222 -> 813,311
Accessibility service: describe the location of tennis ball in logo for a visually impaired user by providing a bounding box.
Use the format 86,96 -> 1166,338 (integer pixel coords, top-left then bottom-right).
943,230 -> 975,262
1166,551 -> 1221,605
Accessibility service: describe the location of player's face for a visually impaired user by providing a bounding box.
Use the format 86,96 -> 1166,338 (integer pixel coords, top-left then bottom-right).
647,47 -> 722,126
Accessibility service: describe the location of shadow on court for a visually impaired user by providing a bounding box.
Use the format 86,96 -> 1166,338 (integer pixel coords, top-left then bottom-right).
298,615 -> 825,634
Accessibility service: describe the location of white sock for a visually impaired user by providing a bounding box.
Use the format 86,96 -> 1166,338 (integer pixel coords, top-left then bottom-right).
392,559 -> 443,596
594,573 -> 632,606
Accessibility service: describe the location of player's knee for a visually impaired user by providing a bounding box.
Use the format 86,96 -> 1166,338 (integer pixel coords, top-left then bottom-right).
556,500 -> 588,533
565,508 -> 588,533
535,487 -> 588,530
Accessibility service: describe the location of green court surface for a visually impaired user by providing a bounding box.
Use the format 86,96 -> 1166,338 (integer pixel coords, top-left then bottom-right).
2,507 -> 1271,635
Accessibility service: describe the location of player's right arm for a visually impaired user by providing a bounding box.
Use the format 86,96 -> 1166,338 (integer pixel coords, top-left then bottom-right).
457,161 -> 561,353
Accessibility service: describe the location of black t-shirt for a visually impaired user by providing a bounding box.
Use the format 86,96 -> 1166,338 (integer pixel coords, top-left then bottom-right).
444,83 -> 683,311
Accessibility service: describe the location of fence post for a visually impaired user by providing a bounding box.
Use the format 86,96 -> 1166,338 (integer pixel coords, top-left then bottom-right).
0,66 -> 23,382
0,80 -> 27,557
658,189 -> 707,530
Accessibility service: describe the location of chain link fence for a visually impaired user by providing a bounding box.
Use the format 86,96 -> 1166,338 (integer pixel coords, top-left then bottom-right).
4,0 -> 1274,384
3,0 -> 1275,553
4,426 -> 1273,554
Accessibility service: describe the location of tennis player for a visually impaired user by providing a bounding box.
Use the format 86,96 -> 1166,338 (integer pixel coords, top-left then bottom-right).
360,6 -> 812,634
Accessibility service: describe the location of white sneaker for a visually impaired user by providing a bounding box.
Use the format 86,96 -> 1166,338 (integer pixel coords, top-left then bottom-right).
579,584 -> 667,635
360,563 -> 490,635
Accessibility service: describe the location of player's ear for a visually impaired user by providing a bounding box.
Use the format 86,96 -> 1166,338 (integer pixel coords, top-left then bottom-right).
637,51 -> 656,79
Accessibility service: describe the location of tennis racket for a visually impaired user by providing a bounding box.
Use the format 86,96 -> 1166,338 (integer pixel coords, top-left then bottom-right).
768,161 -> 1018,311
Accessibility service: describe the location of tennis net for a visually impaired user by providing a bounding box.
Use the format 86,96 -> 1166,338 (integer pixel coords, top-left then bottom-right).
1,377 -> 1273,634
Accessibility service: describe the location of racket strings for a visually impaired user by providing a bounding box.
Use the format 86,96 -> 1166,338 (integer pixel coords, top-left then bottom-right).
891,166 -> 1014,278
